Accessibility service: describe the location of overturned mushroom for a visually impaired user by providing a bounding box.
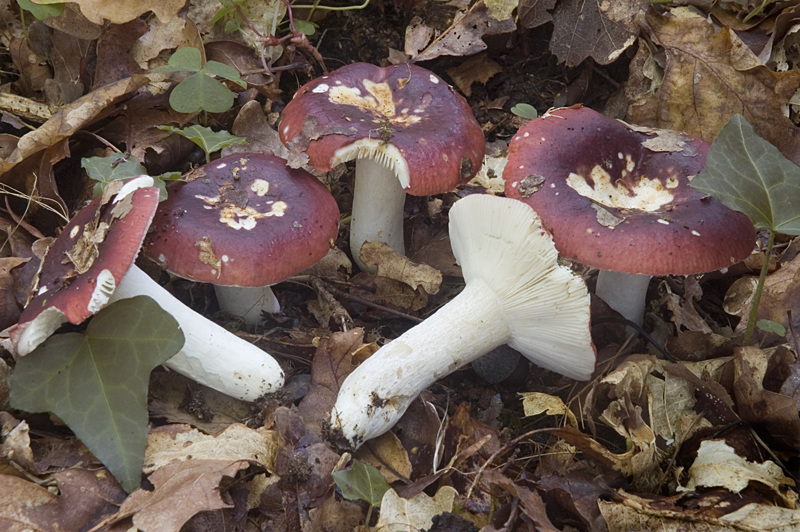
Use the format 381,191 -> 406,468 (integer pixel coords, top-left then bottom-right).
505,107 -> 755,326
279,62 -> 485,271
330,194 -> 596,448
9,177 -> 285,401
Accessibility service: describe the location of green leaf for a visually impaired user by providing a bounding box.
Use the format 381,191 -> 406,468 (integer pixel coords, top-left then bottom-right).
151,47 -> 203,73
690,114 -> 800,235
152,171 -> 183,201
10,296 -> 185,493
756,319 -> 786,336
169,73 -> 236,113
203,60 -> 246,88
510,103 -> 538,119
294,19 -> 317,36
81,154 -> 148,197
158,124 -> 247,160
210,5 -> 236,24
17,0 -> 64,19
332,460 -> 391,507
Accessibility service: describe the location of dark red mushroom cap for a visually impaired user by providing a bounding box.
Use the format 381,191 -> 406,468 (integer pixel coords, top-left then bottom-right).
504,106 -> 755,276
278,62 -> 485,196
11,182 -> 159,339
144,153 -> 339,286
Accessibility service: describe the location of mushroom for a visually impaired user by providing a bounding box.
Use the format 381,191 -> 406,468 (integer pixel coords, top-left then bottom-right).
279,62 -> 485,271
143,153 -> 340,326
9,177 -> 285,401
330,193 -> 596,448
504,106 -> 755,326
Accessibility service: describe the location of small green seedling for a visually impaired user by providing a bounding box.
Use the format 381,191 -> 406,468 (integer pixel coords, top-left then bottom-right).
510,103 -> 538,120
81,154 -> 181,201
756,319 -> 787,336
332,460 -> 391,525
10,296 -> 184,492
17,0 -> 64,20
157,124 -> 248,164
151,47 -> 246,114
690,114 -> 800,345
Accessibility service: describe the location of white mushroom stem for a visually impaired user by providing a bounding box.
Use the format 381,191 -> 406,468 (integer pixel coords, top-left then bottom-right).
331,194 -> 596,448
594,270 -> 652,327
350,158 -> 407,272
109,266 -> 284,401
214,285 -> 280,326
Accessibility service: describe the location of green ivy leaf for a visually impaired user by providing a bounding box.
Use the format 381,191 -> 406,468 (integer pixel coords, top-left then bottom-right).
756,319 -> 786,336
81,154 -> 148,197
169,73 -> 236,114
203,60 -> 246,88
158,124 -> 248,162
151,47 -> 203,73
10,296 -> 185,493
17,0 -> 64,19
510,103 -> 538,119
332,460 -> 391,507
690,114 -> 800,235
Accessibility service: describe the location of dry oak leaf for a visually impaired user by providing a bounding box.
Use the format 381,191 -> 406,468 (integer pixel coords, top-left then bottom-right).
36,0 -> 186,25
375,486 -> 457,532
103,459 -> 248,532
518,0 -> 556,29
549,0 -> 645,67
629,10 -> 800,166
0,75 -> 149,175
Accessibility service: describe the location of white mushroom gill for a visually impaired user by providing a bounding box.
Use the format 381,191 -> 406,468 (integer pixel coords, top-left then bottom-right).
332,140 -> 410,272
330,194 -> 595,448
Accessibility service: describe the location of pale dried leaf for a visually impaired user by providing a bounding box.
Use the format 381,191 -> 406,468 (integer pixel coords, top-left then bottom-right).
50,0 -> 186,25
144,424 -> 281,474
520,391 -> 577,428
680,439 -> 791,494
354,431 -> 412,483
360,241 -> 442,295
375,486 -> 458,532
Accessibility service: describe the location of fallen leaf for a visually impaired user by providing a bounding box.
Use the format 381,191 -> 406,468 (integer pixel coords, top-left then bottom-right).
0,75 -> 149,175
679,439 -> 792,495
446,54 -> 503,97
107,459 -> 248,532
520,391 -> 578,428
549,0 -> 643,67
375,485 -> 457,532
518,0 -> 557,29
298,329 -> 367,436
144,423 -> 281,474
354,431 -> 413,483
360,241 -> 442,295
53,0 -> 186,25
408,0 -> 516,63
733,347 -> 800,452
628,10 -> 800,166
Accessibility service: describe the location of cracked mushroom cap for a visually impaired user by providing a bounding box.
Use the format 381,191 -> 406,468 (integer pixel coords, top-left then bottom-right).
278,62 -> 485,195
10,178 -> 159,355
144,153 -> 339,286
504,107 -> 755,276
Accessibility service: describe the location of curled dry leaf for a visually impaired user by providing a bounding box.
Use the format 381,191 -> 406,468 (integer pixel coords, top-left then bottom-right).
360,241 -> 442,295
446,54 -> 503,97
406,0 -> 516,62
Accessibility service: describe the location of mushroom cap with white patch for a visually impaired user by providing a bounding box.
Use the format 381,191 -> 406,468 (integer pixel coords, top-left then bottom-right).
144,153 -> 339,287
9,177 -> 159,356
278,62 -> 485,195
504,106 -> 755,276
